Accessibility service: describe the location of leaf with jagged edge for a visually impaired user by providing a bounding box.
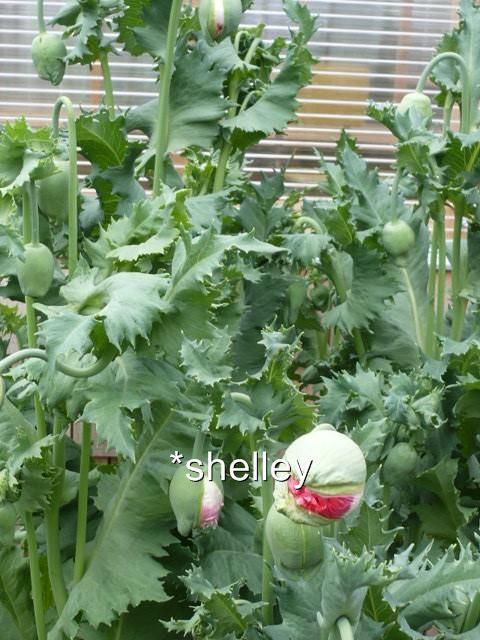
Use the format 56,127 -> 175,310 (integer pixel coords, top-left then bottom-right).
323,246 -> 399,334
386,543 -> 480,638
48,406 -> 190,639
115,0 -> 172,59
0,546 -> 36,640
181,328 -> 233,387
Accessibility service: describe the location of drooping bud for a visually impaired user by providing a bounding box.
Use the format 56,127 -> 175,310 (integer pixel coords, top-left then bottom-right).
199,0 -> 243,42
31,32 -> 67,86
397,91 -> 433,121
169,466 -> 223,537
273,424 -> 366,526
265,505 -> 323,570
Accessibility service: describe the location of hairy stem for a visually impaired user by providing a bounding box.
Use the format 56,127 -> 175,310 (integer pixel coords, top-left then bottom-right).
99,50 -> 115,117
52,96 -> 78,274
153,0 -> 183,193
24,511 -> 47,640
261,474 -> 274,626
74,421 -> 92,582
45,412 -> 68,613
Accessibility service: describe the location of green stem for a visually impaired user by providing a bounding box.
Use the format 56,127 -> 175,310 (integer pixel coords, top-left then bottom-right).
22,185 -> 48,439
29,181 -> 40,244
36,0 -> 46,33
416,52 -> 471,133
295,216 -> 323,233
99,50 -> 115,118
425,222 -> 438,357
45,412 -> 68,614
24,511 -> 47,640
74,421 -> 92,583
152,0 -> 183,194
460,591 -> 480,632
192,430 -> 206,459
261,473 -> 274,626
336,617 -> 354,640
443,92 -> 454,135
400,267 -> 425,351
390,168 -> 401,220
52,96 -> 78,274
435,215 -> 446,352
213,35 -> 263,192
451,203 -> 466,340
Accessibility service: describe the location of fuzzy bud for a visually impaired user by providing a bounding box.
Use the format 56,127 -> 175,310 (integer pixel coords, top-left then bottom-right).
273,424 -> 366,526
169,466 -> 223,537
199,0 -> 243,42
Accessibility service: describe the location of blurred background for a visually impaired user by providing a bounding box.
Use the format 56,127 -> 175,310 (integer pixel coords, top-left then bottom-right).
0,0 -> 459,189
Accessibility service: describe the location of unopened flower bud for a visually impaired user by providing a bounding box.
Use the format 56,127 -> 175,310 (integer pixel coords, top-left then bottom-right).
199,0 -> 243,42
169,466 -> 223,537
273,424 -> 366,526
265,505 -> 323,570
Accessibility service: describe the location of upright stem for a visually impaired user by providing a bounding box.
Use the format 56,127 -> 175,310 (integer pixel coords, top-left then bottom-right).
401,267 -> 425,351
24,511 -> 47,640
192,430 -> 206,459
213,36 -> 263,192
36,0 -> 46,33
45,412 -> 68,614
435,214 -> 446,352
22,186 -> 32,245
336,617 -> 354,640
74,421 -> 92,583
29,181 -> 40,244
451,202 -> 466,340
152,0 -> 184,193
52,96 -> 78,274
425,222 -> 438,357
390,168 -> 401,220
99,50 -> 115,118
261,473 -> 274,626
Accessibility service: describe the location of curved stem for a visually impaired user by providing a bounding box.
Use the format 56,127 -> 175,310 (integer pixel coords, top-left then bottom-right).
295,216 -> 323,233
45,412 -> 68,614
74,421 -> 92,583
261,474 -> 274,626
152,0 -> 184,194
336,617 -> 354,640
23,511 -> 47,640
36,0 -> 46,33
416,52 -> 471,133
425,221 -> 438,357
99,50 -> 115,118
400,267 -> 425,351
52,96 -> 78,274
213,35 -> 263,192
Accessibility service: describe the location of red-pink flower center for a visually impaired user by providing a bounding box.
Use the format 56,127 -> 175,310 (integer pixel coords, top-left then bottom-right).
287,476 -> 357,519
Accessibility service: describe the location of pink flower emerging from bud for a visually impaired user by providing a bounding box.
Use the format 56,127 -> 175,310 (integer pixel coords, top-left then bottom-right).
199,478 -> 224,527
274,424 -> 366,526
169,466 -> 224,537
199,0 -> 243,42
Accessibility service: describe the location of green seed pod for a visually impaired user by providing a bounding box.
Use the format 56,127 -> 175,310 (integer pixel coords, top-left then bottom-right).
37,159 -> 70,223
265,505 -> 323,570
199,0 -> 243,42
382,220 -> 415,257
16,242 -> 55,298
169,465 -> 223,537
31,32 -> 67,86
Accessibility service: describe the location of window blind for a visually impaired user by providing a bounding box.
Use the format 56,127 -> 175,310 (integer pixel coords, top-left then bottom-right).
0,0 -> 459,190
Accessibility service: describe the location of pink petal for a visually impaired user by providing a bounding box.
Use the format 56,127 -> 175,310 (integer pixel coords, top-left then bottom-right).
288,476 -> 360,520
200,479 -> 224,527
